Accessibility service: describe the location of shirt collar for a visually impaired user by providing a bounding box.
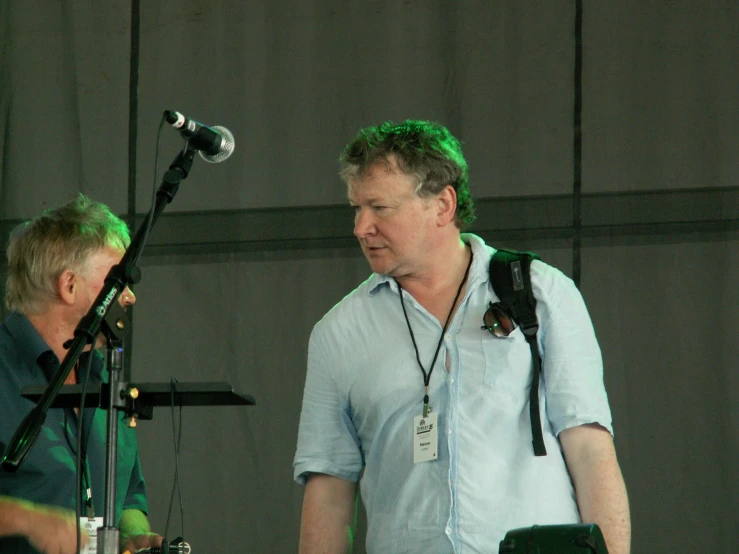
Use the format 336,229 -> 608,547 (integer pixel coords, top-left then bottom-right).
3,311 -> 104,383
4,311 -> 55,373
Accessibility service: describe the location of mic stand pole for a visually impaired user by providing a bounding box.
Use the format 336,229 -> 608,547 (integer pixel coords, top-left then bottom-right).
97,335 -> 125,554
96,147 -> 197,551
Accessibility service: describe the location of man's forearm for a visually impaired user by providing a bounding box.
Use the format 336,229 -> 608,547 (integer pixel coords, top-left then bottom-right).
0,496 -> 34,537
560,425 -> 631,554
299,474 -> 358,554
575,454 -> 631,554
0,496 -> 82,554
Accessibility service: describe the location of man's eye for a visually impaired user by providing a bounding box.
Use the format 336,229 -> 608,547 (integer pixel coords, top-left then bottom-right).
372,206 -> 386,212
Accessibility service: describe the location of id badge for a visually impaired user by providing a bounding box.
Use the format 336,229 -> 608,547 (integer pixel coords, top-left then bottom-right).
79,516 -> 104,554
413,412 -> 438,464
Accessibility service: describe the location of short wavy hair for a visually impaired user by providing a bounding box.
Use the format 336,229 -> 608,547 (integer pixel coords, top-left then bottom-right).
339,120 -> 475,230
5,194 -> 130,315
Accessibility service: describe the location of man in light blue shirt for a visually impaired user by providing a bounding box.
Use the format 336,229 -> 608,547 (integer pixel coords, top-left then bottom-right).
294,120 -> 630,554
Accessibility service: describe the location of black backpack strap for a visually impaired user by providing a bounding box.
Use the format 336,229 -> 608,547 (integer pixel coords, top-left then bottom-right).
489,249 -> 547,456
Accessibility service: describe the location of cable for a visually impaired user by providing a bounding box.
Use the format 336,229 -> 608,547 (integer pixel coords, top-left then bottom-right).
163,377 -> 186,544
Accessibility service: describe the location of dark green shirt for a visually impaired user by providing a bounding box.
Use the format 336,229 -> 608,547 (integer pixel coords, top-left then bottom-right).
0,312 -> 149,554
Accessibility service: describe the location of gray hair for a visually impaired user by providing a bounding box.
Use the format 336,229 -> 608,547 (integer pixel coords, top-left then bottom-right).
5,194 -> 130,314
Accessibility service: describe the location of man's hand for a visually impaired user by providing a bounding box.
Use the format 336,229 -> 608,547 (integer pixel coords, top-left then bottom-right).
118,508 -> 162,554
120,531 -> 162,554
0,497 -> 88,554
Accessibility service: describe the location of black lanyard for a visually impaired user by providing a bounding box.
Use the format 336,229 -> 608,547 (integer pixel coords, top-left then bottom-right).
395,249 -> 473,417
63,406 -> 96,518
82,456 -> 95,518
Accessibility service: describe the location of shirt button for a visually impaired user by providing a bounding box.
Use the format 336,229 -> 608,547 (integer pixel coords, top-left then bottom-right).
445,526 -> 452,535
445,333 -> 451,341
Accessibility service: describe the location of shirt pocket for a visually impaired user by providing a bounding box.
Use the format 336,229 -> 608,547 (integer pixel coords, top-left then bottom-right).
481,327 -> 534,396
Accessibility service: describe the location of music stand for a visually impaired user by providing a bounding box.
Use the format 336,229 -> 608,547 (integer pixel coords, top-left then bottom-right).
21,380 -> 255,553
21,381 -> 256,412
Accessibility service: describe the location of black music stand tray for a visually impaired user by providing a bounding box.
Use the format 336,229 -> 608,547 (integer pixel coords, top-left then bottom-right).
21,381 -> 255,417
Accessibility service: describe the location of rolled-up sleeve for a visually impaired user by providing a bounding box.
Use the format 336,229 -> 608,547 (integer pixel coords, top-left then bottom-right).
293,326 -> 364,485
534,263 -> 614,437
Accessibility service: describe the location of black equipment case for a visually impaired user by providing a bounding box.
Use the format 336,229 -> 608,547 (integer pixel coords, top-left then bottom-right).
499,523 -> 608,553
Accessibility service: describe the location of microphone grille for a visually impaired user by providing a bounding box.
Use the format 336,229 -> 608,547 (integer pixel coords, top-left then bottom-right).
200,126 -> 235,163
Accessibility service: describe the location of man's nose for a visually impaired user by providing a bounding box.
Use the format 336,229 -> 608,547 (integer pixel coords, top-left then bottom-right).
119,286 -> 136,307
354,208 -> 376,238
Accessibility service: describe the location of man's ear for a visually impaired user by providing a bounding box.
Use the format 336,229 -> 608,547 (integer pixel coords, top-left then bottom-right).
436,185 -> 458,227
57,270 -> 77,305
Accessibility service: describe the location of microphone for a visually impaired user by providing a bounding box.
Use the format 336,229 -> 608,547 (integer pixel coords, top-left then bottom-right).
164,110 -> 235,163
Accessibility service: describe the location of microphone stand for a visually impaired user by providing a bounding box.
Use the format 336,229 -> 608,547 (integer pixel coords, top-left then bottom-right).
2,146 -> 198,551
98,333 -> 125,554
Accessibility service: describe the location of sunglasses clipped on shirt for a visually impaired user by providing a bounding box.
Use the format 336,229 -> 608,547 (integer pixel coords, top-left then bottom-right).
481,301 -> 517,337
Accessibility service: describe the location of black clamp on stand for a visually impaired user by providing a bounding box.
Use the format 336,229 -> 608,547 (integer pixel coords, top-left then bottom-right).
2,146 -> 253,554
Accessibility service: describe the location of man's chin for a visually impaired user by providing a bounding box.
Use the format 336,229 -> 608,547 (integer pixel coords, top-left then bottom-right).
363,249 -> 399,275
366,260 -> 398,276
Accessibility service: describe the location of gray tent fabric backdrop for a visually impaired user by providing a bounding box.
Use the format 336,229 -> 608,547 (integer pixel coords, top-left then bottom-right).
1,2 -> 737,553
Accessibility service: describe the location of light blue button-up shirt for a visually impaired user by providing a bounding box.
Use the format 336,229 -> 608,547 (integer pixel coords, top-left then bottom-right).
294,234 -> 613,553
